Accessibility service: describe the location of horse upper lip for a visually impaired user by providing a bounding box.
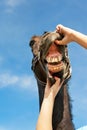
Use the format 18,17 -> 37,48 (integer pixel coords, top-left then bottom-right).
41,32 -> 63,59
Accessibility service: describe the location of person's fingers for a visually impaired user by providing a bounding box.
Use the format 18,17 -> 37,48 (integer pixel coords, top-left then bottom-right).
55,25 -> 68,45
51,77 -> 60,90
45,77 -> 51,89
56,24 -> 65,34
54,40 -> 64,45
52,77 -> 64,94
59,79 -> 64,89
54,36 -> 68,45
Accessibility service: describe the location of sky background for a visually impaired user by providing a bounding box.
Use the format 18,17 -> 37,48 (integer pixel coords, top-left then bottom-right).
0,0 -> 87,130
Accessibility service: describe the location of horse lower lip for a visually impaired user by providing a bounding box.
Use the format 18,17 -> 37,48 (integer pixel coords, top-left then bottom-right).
47,62 -> 64,73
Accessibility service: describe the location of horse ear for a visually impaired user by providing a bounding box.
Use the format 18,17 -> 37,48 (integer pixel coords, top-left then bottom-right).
29,40 -> 35,48
29,35 -> 37,48
43,31 -> 48,34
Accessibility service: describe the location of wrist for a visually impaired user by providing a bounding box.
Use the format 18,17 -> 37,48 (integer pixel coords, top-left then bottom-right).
68,29 -> 75,42
70,30 -> 75,42
44,92 -> 55,102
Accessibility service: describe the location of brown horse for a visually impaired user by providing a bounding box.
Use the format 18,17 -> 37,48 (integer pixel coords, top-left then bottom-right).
29,31 -> 75,130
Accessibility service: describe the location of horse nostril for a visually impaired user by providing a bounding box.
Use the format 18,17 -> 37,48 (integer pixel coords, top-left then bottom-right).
29,40 -> 35,47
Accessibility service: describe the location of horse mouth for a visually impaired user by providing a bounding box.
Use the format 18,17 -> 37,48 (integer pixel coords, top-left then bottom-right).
45,42 -> 64,77
46,55 -> 64,73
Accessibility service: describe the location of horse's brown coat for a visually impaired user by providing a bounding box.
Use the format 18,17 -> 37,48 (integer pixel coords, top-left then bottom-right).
29,32 -> 75,130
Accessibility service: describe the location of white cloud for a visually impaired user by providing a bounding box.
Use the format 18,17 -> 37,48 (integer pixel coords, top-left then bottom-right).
4,0 -> 27,13
77,126 -> 87,130
5,0 -> 26,7
0,73 -> 18,87
0,73 -> 37,91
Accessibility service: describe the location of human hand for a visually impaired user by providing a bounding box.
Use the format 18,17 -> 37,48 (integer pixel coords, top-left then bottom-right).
44,77 -> 64,99
55,24 -> 73,45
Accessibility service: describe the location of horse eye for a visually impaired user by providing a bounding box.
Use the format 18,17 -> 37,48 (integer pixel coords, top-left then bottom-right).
29,40 -> 35,47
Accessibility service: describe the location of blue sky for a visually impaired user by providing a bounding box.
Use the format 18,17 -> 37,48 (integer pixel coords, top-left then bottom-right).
0,0 -> 87,130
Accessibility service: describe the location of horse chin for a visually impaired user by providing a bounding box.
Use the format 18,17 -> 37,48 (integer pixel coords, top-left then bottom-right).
45,62 -> 64,84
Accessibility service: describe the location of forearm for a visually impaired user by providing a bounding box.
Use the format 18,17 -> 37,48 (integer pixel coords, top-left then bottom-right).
71,30 -> 87,49
36,94 -> 54,130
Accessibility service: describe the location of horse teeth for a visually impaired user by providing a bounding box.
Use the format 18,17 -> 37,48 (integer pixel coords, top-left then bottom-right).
54,57 -> 58,62
53,67 -> 58,70
58,56 -> 62,62
46,57 -> 50,63
46,56 -> 62,63
59,56 -> 61,61
51,58 -> 55,63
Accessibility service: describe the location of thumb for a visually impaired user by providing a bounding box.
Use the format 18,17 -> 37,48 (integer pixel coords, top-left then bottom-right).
45,77 -> 51,89
54,39 -> 64,45
51,77 -> 64,95
55,32 -> 69,45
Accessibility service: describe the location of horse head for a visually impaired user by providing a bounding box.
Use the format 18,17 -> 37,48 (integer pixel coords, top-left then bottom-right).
29,31 -> 71,85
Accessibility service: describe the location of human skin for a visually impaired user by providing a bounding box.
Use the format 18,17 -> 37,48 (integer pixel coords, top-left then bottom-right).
55,24 -> 87,49
36,77 -> 63,130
